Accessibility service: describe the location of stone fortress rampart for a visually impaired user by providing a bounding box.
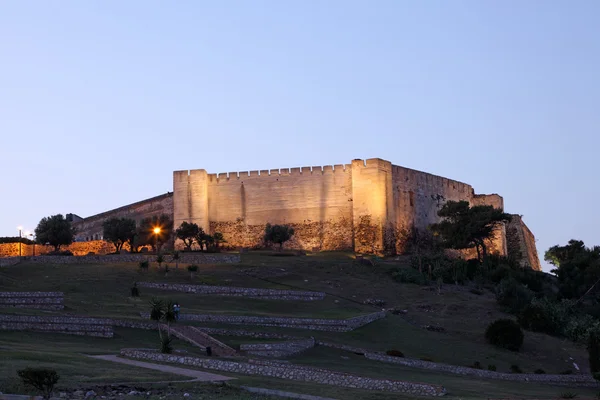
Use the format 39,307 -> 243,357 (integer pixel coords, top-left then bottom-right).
63,157 -> 539,270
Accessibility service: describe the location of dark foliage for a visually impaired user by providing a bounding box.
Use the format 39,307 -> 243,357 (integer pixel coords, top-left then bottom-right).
264,223 -> 295,250
485,319 -> 524,351
0,237 -> 35,244
175,222 -> 200,251
103,217 -> 136,253
17,368 -> 59,400
35,214 -> 76,251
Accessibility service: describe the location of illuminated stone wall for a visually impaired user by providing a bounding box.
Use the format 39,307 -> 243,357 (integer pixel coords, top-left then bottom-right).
173,158 -> 524,259
71,193 -> 173,242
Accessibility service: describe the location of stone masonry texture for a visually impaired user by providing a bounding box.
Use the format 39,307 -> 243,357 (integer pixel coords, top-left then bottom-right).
0,292 -> 64,310
172,157 -> 538,266
121,348 -> 447,396
136,282 -> 325,301
139,311 -> 385,331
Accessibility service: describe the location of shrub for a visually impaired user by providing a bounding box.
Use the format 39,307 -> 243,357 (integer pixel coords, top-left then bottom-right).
17,368 -> 59,400
391,268 -> 427,285
518,303 -> 554,334
485,319 -> 524,351
534,368 -> 546,374
471,361 -> 482,369
495,278 -> 533,314
510,364 -> 523,373
187,264 -> 198,279
131,283 -> 140,297
386,350 -> 404,357
487,364 -> 497,371
138,260 -> 149,270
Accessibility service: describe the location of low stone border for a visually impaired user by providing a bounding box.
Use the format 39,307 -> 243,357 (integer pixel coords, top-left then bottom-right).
120,348 -> 446,396
137,282 -> 325,301
0,314 -> 113,337
241,338 -> 315,358
365,353 -> 599,386
138,312 -> 385,332
0,292 -> 64,310
0,253 -> 240,265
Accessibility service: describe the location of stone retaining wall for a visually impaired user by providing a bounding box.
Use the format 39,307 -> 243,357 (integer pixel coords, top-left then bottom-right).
120,348 -> 446,396
0,315 -> 113,337
0,253 -> 240,265
137,282 -> 325,301
138,311 -> 385,332
241,338 -> 315,358
365,352 -> 599,386
0,292 -> 64,310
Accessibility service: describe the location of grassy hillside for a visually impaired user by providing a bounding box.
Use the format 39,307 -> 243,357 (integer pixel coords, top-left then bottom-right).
0,252 -> 596,399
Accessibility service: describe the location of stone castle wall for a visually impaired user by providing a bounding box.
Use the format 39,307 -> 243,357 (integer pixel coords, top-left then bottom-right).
174,158 -> 519,258
507,215 -> 541,271
71,193 -> 173,242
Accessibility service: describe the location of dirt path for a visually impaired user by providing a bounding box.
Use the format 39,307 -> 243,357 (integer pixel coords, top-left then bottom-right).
88,354 -> 234,382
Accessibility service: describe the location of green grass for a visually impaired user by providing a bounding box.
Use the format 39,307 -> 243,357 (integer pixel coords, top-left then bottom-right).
0,252 -> 596,399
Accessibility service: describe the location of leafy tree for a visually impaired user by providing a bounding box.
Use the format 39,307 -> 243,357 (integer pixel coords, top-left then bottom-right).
546,240 -> 600,301
264,223 -> 295,251
137,214 -> 173,252
213,232 -> 226,251
102,217 -> 136,253
175,222 -> 200,251
194,227 -> 208,251
589,330 -> 600,378
17,368 -> 59,400
34,214 -> 76,251
431,201 -> 511,263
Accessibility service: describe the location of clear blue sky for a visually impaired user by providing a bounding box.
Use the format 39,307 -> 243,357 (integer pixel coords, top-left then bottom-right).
2,1 -> 598,271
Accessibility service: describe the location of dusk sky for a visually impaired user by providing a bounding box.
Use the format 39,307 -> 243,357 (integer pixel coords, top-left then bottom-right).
1,1 -> 598,271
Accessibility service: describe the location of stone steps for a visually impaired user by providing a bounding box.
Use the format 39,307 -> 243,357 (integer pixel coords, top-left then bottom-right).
169,325 -> 237,357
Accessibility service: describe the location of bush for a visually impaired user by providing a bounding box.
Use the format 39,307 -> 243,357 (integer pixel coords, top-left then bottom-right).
485,319 -> 524,351
131,283 -> 140,297
391,268 -> 427,285
471,361 -> 482,369
534,368 -> 546,374
386,350 -> 404,357
495,278 -> 533,314
138,260 -> 149,270
518,303 -> 554,334
487,364 -> 497,371
17,368 -> 59,400
187,265 -> 198,272
510,364 -> 523,373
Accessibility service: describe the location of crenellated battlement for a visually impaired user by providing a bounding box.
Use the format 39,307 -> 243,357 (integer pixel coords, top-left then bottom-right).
204,163 -> 353,183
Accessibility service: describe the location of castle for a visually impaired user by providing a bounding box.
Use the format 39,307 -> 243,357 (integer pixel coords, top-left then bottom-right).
71,158 -> 541,270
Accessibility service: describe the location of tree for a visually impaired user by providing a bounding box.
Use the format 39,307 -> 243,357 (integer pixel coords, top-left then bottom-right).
194,227 -> 208,252
431,201 -> 511,263
102,217 -> 136,253
17,368 -> 59,400
213,232 -> 226,251
264,223 -> 295,251
485,319 -> 524,351
589,330 -> 600,378
137,214 -> 173,252
149,298 -> 175,353
34,214 -> 76,252
546,240 -> 600,301
175,222 -> 200,251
